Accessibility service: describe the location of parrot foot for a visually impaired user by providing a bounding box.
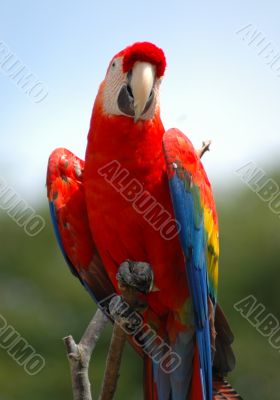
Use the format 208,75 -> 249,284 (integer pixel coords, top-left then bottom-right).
108,295 -> 143,332
117,260 -> 154,294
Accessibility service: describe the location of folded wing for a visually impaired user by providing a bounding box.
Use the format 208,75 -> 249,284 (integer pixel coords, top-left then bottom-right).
163,129 -> 219,400
47,148 -> 114,304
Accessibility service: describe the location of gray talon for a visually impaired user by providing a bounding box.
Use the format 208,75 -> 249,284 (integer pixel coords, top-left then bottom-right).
117,260 -> 154,294
108,295 -> 142,332
108,295 -> 129,321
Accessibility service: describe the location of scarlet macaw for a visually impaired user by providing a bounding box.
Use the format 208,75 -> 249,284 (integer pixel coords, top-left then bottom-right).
47,42 -> 241,400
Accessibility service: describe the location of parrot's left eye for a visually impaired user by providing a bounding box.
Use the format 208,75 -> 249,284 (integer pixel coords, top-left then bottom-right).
111,61 -> 116,68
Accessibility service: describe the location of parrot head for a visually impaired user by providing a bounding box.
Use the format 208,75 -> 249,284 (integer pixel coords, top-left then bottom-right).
100,42 -> 166,123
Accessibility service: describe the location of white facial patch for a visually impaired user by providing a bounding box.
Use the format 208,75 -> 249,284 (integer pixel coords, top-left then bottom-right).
102,57 -> 161,121
102,57 -> 126,116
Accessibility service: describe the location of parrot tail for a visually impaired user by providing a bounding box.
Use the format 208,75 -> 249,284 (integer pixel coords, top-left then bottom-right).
212,305 -> 243,400
144,356 -> 158,400
143,343 -> 205,400
143,352 -> 243,400
213,376 -> 243,399
187,342 -> 204,400
143,304 -> 243,400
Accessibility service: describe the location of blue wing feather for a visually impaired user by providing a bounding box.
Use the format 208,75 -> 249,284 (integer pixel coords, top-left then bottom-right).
49,201 -> 81,280
163,129 -> 215,400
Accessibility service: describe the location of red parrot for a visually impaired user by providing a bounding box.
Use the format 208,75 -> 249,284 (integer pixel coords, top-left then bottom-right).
47,42 -> 241,400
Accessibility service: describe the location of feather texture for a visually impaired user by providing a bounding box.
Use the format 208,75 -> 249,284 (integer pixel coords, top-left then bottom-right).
163,128 -> 219,400
47,148 -> 114,303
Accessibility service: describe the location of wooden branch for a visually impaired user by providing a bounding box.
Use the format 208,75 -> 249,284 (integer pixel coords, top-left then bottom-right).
98,322 -> 126,400
99,288 -> 139,400
64,308 -> 108,400
196,140 -> 212,159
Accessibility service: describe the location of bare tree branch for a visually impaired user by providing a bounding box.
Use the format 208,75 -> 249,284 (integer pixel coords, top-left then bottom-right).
98,322 -> 126,400
64,308 -> 108,400
197,140 -> 212,159
99,288 -> 140,400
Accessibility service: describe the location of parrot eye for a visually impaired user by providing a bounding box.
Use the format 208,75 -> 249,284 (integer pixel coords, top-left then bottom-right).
111,61 -> 116,68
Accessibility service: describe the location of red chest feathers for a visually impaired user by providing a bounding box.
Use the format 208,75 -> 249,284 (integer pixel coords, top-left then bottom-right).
84,116 -> 188,312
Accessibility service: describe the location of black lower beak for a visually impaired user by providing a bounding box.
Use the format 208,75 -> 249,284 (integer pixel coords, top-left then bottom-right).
117,85 -> 135,117
117,85 -> 154,119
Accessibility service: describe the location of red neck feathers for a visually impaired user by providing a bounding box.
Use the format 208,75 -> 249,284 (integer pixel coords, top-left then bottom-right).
86,89 -> 166,180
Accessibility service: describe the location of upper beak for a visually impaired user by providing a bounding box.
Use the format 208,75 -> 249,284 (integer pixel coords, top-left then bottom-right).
130,62 -> 156,122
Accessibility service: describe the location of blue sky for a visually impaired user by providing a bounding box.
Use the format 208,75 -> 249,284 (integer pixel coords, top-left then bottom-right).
1,0 -> 280,203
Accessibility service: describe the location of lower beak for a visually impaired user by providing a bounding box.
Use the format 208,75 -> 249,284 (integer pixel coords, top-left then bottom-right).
130,62 -> 156,122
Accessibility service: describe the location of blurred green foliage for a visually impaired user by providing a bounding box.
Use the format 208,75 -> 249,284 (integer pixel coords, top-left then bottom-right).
0,171 -> 279,399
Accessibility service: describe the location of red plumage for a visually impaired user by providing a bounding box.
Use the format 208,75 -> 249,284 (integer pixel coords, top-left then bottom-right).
117,42 -> 166,77
47,42 -> 242,400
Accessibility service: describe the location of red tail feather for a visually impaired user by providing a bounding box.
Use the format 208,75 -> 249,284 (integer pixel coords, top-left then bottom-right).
213,376 -> 243,400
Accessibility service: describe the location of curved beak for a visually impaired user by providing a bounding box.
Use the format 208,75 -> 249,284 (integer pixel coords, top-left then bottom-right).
130,62 -> 156,122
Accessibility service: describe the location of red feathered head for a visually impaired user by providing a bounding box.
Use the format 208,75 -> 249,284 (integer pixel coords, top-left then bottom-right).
100,42 -> 166,122
116,42 -> 166,78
